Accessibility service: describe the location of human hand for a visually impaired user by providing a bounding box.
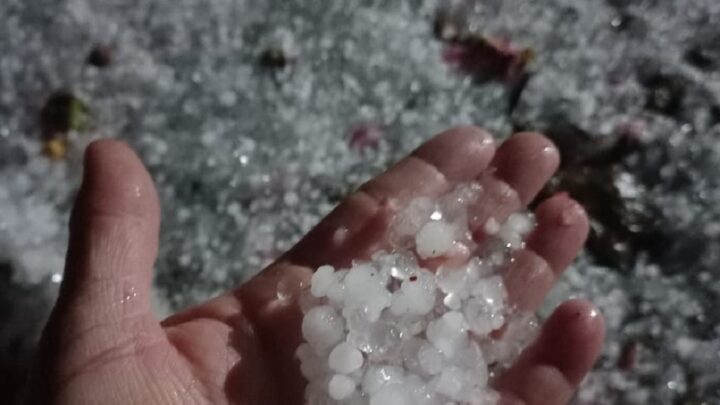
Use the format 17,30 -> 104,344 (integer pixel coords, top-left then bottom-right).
28,127 -> 604,405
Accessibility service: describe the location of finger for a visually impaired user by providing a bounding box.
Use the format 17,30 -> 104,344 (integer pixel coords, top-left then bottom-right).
38,140 -> 163,378
468,133 -> 559,236
503,194 -> 589,311
491,132 -> 560,205
495,299 -> 605,405
63,139 -> 160,318
525,193 -> 589,273
161,294 -> 280,405
161,294 -> 245,328
502,249 -> 555,312
362,126 -> 495,201
412,126 -> 495,182
236,263 -> 314,404
281,126 -> 496,268
278,191 -> 392,269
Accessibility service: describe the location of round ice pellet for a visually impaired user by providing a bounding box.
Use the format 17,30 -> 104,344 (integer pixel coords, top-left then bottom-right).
415,220 -> 457,259
344,265 -> 385,307
301,305 -> 345,351
418,342 -> 444,375
328,374 -> 356,400
369,384 -> 412,405
389,290 -> 410,316
443,292 -> 462,310
434,367 -> 465,400
362,365 -> 405,394
400,276 -> 436,315
464,297 -> 504,335
484,217 -> 500,235
328,342 -> 364,373
436,264 -> 472,299
507,212 -> 534,235
311,265 -> 335,297
426,312 -> 467,357
471,275 -> 506,305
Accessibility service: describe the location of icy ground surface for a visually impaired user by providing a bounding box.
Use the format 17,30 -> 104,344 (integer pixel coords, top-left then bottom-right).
1,0 -> 720,403
298,185 -> 536,404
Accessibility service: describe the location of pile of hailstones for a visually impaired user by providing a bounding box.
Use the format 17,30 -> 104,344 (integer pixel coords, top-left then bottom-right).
298,183 -> 539,405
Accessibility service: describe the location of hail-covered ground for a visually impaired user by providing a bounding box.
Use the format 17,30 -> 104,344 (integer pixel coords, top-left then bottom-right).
1,0 -> 719,403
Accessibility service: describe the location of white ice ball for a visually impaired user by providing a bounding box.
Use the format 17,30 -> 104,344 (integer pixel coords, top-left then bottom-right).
464,297 -> 504,335
484,217 -> 500,235
507,212 -> 534,235
344,264 -> 392,321
328,374 -> 356,400
328,342 -> 364,373
311,265 -> 335,298
434,366 -> 465,401
418,341 -> 445,375
301,305 -> 345,351
370,384 -> 412,405
426,311 -> 468,358
362,365 -> 405,395
390,271 -> 436,316
415,220 -> 457,259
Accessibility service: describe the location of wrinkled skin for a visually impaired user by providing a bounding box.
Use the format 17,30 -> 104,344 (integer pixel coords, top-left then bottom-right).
26,127 -> 605,405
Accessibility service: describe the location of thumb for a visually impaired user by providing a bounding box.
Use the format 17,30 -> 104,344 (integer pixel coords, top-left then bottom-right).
30,139 -> 163,400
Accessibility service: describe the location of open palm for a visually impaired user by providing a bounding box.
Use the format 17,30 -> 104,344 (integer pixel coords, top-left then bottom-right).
28,127 -> 604,405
